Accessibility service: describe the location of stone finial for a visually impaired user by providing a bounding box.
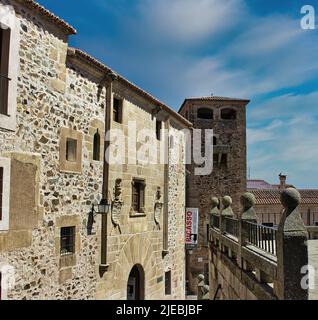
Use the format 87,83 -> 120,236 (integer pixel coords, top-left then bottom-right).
281,187 -> 301,210
210,197 -> 220,215
202,285 -> 210,300
197,274 -> 205,300
221,196 -> 234,217
276,188 -> 308,300
240,192 -> 257,222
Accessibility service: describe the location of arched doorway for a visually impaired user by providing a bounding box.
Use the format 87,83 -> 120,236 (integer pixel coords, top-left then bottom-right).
127,264 -> 145,300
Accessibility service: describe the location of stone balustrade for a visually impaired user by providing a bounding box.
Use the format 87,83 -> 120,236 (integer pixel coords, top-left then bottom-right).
207,188 -> 309,300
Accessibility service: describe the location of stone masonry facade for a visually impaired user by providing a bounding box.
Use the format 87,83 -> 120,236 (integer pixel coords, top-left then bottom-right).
179,97 -> 249,294
0,0 -> 189,300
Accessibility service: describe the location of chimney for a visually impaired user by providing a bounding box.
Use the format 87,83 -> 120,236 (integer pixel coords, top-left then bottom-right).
279,173 -> 287,190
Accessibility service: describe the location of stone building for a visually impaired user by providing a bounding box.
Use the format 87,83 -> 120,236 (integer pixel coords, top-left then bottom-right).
248,174 -> 318,227
0,0 -> 191,300
178,96 -> 249,294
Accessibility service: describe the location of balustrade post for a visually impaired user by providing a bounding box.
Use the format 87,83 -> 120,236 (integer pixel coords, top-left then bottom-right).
276,188 -> 309,300
220,196 -> 234,252
197,274 -> 205,300
238,193 -> 257,270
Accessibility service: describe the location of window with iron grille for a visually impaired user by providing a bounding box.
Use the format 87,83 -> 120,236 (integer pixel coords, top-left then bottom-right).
165,271 -> 171,295
0,27 -> 11,116
0,167 -> 3,221
66,138 -> 77,162
132,179 -> 145,213
60,226 -> 75,256
156,120 -> 161,140
113,97 -> 123,123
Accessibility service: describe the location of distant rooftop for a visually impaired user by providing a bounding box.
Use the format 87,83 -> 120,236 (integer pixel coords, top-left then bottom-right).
247,175 -> 318,205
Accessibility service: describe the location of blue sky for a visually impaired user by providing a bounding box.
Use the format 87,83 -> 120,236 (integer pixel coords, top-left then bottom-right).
38,0 -> 318,188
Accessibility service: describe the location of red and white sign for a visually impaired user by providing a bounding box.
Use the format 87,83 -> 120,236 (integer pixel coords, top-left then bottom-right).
185,208 -> 199,246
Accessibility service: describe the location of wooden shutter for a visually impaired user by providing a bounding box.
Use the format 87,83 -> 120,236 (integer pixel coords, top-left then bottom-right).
132,182 -> 139,212
139,182 -> 145,211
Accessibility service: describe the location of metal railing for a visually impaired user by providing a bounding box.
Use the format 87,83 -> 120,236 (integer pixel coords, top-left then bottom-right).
224,217 -> 239,238
0,74 -> 10,115
243,221 -> 277,256
211,214 -> 220,229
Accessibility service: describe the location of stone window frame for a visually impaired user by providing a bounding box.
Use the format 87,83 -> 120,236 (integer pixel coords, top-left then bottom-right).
0,4 -> 20,131
0,157 -> 10,231
55,215 -> 81,270
59,127 -> 83,174
130,178 -> 146,217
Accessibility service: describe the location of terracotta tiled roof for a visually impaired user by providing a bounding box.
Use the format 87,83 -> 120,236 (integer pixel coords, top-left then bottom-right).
67,48 -> 192,128
179,96 -> 250,113
249,189 -> 318,205
247,180 -> 273,190
18,0 -> 76,35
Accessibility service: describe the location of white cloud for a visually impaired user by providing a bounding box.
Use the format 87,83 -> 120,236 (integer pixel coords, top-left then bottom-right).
137,0 -> 246,44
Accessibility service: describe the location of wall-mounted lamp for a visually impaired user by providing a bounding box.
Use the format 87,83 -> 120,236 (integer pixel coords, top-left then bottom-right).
87,199 -> 111,236
93,198 -> 111,215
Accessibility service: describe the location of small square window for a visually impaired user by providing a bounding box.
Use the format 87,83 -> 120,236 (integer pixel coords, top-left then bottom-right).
60,226 -> 75,256
165,271 -> 171,295
113,97 -> 123,123
156,120 -> 162,140
66,138 -> 77,162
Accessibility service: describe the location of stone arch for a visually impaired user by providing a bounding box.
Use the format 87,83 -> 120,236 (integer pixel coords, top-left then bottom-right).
111,234 -> 158,299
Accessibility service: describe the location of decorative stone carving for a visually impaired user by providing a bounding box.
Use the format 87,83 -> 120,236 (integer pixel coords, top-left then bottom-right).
111,179 -> 123,228
221,196 -> 234,217
154,187 -> 163,229
240,192 -> 257,222
210,197 -> 220,215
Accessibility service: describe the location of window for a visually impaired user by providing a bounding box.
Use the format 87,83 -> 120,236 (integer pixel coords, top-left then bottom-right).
0,167 -> 3,221
113,97 -> 123,123
60,227 -> 75,256
66,138 -> 77,162
132,179 -> 145,213
0,27 -> 11,116
213,154 -> 227,166
156,120 -> 162,140
221,108 -> 236,120
197,108 -> 213,119
60,128 -> 83,173
93,130 -> 101,161
165,271 -> 171,295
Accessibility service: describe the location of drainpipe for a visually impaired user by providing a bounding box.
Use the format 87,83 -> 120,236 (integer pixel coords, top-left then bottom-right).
99,72 -> 117,276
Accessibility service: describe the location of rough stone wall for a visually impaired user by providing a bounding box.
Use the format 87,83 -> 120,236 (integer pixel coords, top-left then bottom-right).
0,0 -> 187,300
180,99 -> 247,294
0,1 -> 184,299
209,249 -> 259,300
165,124 -> 186,300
